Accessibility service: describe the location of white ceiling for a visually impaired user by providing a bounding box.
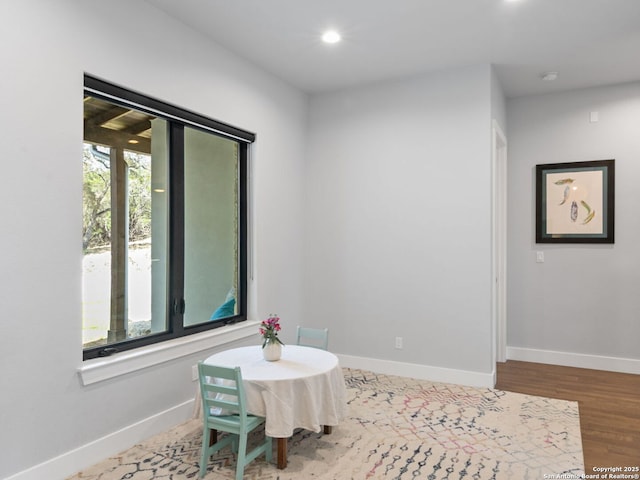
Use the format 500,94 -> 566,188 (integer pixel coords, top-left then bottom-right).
146,0 -> 640,97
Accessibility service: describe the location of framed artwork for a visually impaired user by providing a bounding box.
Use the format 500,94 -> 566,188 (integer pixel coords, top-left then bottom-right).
536,159 -> 614,243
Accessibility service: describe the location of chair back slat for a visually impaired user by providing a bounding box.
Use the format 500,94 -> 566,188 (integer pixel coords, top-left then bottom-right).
201,383 -> 238,396
203,396 -> 239,412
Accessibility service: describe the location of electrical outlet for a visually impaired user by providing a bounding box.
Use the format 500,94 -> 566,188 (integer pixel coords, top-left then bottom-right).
192,364 -> 198,381
395,337 -> 403,349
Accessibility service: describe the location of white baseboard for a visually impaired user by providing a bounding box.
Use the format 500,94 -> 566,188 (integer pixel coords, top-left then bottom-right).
337,354 -> 495,388
6,399 -> 195,480
507,346 -> 640,375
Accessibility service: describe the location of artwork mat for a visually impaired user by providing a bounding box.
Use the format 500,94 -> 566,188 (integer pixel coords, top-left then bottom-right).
545,169 -> 603,235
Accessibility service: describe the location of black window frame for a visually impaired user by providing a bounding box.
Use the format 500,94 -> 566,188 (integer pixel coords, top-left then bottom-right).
83,74 -> 252,361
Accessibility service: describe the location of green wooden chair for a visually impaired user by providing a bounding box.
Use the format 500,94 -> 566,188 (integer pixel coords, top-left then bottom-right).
296,326 -> 329,350
198,363 -> 272,479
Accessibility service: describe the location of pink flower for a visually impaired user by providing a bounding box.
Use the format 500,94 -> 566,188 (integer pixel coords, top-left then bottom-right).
259,314 -> 284,348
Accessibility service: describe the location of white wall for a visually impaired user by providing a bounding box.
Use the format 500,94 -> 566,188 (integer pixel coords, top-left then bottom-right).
303,65 -> 496,381
507,81 -> 640,371
0,1 -> 307,478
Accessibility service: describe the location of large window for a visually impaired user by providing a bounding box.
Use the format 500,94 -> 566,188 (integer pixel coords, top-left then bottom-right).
82,75 -> 251,360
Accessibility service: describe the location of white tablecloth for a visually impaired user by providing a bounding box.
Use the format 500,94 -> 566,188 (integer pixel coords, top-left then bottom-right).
203,345 -> 348,438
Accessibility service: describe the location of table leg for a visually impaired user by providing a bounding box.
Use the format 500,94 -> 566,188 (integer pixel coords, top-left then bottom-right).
276,437 -> 287,469
323,425 -> 332,434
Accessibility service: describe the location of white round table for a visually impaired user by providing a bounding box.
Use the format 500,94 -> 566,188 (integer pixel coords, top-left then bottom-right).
203,344 -> 348,468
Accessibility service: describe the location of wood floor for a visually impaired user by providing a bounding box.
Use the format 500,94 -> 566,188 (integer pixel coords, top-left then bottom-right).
495,360 -> 640,474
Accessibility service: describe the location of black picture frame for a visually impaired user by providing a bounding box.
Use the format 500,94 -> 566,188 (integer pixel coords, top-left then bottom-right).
536,159 -> 614,244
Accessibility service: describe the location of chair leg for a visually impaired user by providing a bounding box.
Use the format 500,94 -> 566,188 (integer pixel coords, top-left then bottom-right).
201,429 -> 236,478
265,435 -> 273,463
235,432 -> 248,480
200,427 -> 210,478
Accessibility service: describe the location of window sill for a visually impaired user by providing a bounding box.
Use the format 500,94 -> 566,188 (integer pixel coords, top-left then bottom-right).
78,320 -> 260,386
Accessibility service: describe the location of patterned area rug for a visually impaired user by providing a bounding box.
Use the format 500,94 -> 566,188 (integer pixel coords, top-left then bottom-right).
68,369 -> 584,480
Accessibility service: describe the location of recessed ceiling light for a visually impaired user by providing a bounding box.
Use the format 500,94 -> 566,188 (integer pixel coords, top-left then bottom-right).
541,71 -> 559,81
322,30 -> 341,44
